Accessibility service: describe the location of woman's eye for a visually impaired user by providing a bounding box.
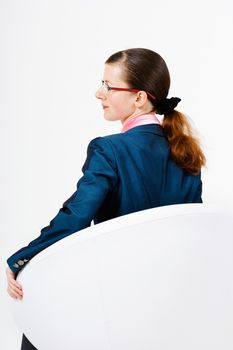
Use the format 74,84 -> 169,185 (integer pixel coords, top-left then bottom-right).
101,80 -> 112,92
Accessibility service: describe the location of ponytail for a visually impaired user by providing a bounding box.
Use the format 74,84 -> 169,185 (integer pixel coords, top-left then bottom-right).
162,111 -> 206,175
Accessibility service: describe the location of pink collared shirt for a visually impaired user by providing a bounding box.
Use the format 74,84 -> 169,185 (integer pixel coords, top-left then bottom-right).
121,113 -> 161,133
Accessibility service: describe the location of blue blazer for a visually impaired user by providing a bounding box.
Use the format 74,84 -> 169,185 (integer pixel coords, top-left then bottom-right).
7,124 -> 202,272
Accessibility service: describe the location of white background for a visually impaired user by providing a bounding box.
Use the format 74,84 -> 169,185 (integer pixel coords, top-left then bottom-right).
0,0 -> 232,348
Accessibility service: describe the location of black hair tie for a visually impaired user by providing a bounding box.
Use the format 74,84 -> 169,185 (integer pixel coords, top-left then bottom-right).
156,97 -> 181,115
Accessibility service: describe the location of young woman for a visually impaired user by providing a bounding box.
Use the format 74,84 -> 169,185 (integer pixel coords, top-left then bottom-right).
6,48 -> 205,349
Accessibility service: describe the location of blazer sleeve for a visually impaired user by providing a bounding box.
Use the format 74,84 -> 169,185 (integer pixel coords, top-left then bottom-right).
7,137 -> 117,273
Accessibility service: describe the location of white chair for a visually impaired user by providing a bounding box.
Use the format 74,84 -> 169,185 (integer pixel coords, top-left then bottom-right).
11,204 -> 233,350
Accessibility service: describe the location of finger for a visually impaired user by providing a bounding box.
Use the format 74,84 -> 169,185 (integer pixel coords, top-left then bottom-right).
9,281 -> 22,293
9,284 -> 23,297
9,277 -> 22,290
7,286 -> 23,300
8,285 -> 23,299
9,282 -> 23,296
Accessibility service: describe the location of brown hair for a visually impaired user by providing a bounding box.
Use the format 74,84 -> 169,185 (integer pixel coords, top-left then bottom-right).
105,48 -> 206,175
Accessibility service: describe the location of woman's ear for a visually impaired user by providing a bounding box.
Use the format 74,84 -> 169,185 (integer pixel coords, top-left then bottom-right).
135,91 -> 148,107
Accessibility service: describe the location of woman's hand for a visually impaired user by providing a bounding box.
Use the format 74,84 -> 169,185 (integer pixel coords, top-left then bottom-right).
6,267 -> 23,300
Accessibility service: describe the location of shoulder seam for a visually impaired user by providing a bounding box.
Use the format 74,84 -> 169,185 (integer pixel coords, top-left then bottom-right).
89,136 -> 118,172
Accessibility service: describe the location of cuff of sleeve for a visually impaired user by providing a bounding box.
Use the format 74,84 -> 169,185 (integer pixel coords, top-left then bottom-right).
7,258 -> 29,273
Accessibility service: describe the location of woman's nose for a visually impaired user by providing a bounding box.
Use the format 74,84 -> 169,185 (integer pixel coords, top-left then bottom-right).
95,87 -> 105,100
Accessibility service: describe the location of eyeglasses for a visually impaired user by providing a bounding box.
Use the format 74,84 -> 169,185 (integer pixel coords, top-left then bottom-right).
100,80 -> 156,101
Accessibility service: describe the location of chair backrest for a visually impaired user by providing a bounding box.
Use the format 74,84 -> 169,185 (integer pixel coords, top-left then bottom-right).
11,204 -> 233,350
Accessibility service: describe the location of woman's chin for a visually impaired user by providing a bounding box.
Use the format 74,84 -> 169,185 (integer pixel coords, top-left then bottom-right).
103,112 -> 115,121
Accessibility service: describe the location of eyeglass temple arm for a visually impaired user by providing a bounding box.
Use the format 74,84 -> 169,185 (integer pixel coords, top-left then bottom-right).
110,87 -> 156,101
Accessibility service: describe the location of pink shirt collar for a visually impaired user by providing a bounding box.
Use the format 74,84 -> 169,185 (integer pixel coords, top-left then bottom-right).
121,113 -> 161,133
